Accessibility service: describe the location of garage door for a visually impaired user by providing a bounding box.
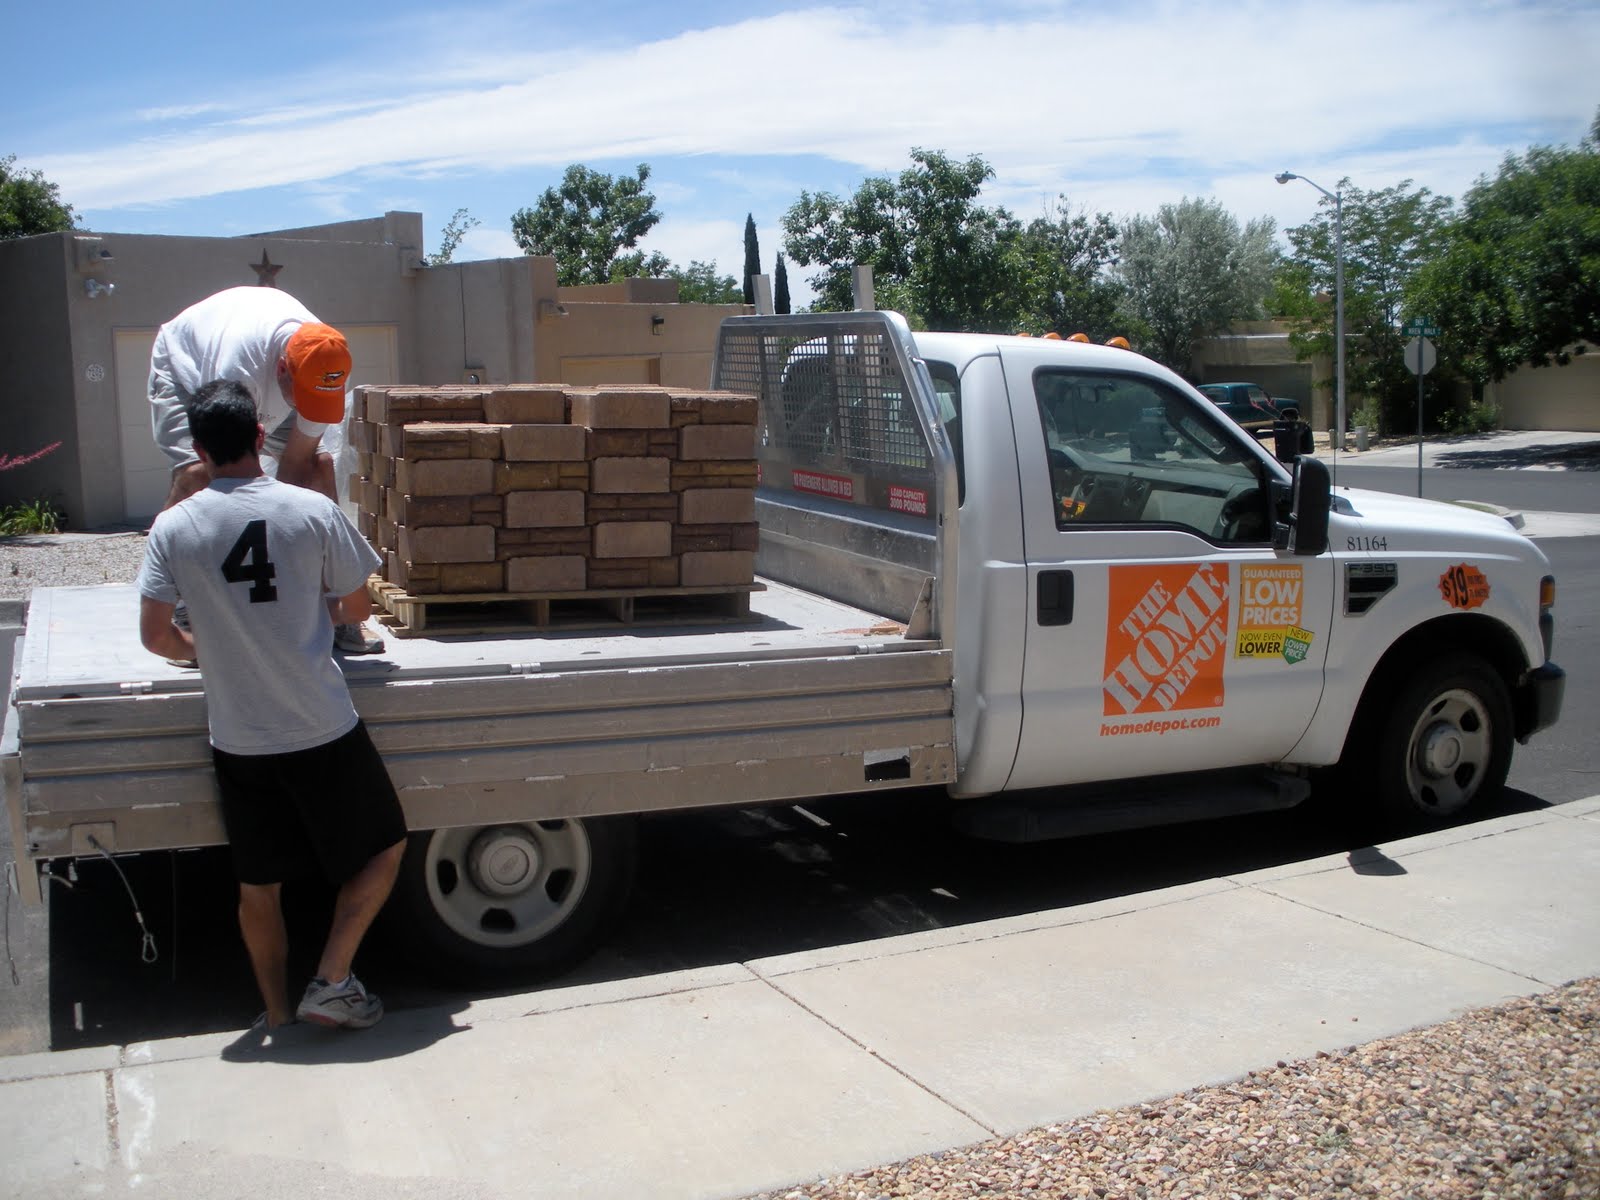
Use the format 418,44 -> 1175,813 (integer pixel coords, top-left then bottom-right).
115,323 -> 398,523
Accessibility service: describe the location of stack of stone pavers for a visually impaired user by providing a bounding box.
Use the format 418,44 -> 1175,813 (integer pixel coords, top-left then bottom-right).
347,384 -> 759,606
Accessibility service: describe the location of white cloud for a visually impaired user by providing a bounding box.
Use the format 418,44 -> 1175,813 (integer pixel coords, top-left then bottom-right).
29,0 -> 1596,293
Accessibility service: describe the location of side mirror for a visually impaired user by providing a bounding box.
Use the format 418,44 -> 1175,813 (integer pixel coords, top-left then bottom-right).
1273,455 -> 1331,556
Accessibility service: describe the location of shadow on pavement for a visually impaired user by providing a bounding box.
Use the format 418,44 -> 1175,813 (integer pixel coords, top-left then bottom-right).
1435,442 -> 1600,471
40,784 -> 1556,1052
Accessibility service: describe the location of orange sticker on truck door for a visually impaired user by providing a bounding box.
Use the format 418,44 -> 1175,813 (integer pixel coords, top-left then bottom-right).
1102,562 -> 1230,716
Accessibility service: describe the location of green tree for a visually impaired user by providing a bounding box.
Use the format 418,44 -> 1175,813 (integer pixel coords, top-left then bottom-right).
1013,197 -> 1122,339
610,249 -> 673,280
1278,179 -> 1453,432
427,208 -> 480,266
774,253 -> 792,314
511,163 -> 661,286
1114,197 -> 1277,375
1410,113 -> 1600,393
667,260 -> 741,304
742,213 -> 761,306
0,155 -> 76,239
782,148 -> 1023,330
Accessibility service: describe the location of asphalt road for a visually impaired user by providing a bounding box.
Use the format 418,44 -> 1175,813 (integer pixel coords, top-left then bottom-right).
5,431 -> 1597,1056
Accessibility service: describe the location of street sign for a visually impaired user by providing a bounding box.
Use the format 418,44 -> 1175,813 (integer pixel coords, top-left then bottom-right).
1405,336 -> 1437,375
1402,317 -> 1441,337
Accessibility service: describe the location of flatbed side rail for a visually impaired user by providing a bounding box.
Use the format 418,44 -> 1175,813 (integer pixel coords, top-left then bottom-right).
713,312 -> 958,647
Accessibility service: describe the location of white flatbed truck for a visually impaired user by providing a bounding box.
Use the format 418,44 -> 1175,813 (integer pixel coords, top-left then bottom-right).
2,312 -> 1564,976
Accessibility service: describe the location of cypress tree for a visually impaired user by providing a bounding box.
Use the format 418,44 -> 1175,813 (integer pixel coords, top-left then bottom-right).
742,213 -> 761,306
774,253 -> 792,314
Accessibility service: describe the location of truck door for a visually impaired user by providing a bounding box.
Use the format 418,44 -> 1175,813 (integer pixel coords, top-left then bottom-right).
1001,346 -> 1335,790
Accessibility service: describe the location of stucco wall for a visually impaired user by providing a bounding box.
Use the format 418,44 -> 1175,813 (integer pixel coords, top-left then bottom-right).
1489,353 -> 1600,432
0,236 -> 79,522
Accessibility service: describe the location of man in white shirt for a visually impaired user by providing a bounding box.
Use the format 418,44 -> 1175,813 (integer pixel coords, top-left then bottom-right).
138,379 -> 406,1033
149,285 -> 382,654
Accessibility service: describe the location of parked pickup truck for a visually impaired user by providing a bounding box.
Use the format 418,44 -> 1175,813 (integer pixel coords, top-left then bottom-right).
1198,381 -> 1299,436
2,312 -> 1565,978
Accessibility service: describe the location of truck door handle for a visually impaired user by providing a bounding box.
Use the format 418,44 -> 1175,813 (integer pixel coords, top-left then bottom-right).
1038,570 -> 1074,626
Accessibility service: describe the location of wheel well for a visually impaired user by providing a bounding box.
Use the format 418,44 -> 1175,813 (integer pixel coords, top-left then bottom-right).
1349,615 -> 1526,745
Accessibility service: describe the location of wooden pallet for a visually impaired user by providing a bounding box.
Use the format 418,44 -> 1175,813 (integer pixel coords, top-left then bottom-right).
368,578 -> 763,637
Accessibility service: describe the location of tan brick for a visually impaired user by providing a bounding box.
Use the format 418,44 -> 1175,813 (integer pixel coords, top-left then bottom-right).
681,550 -> 756,587
648,557 -> 681,588
469,426 -> 505,459
364,389 -> 486,425
673,524 -> 755,554
569,388 -> 670,429
592,456 -> 670,493
372,455 -> 394,489
495,531 -> 590,559
397,458 -> 495,497
502,424 -> 586,462
439,562 -> 505,593
387,553 -> 440,594
586,429 -> 650,458
585,495 -> 678,523
349,418 -> 377,453
648,430 -> 680,456
507,556 -> 586,592
377,514 -> 398,552
587,563 -> 652,589
593,521 -> 672,559
386,492 -> 472,526
385,423 -> 470,461
398,524 -> 496,564
670,391 -> 759,425
483,387 -> 567,425
350,477 -> 384,516
680,487 -> 756,525
505,490 -> 586,528
356,509 -> 376,540
494,462 -> 561,493
680,424 -> 757,460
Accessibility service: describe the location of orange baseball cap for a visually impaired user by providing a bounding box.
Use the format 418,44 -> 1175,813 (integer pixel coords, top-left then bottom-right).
284,323 -> 352,422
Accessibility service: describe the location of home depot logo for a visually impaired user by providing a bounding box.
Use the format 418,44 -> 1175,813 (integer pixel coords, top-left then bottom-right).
1102,563 -> 1230,716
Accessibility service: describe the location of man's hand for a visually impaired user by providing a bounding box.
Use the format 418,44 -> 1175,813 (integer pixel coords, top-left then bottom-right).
140,597 -> 196,662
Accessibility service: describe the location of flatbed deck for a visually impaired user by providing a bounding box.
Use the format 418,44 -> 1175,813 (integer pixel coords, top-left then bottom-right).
4,580 -> 956,896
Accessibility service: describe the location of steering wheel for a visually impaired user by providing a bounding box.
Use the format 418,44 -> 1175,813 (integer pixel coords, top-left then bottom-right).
1216,488 -> 1264,541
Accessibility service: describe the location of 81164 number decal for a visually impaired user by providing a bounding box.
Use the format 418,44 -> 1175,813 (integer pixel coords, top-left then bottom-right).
1347,534 -> 1388,552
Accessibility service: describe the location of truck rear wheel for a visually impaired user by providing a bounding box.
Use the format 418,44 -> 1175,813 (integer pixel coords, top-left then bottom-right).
388,815 -> 637,980
1364,653 -> 1513,830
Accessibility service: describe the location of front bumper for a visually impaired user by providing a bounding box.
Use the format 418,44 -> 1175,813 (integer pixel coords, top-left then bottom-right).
1514,661 -> 1565,742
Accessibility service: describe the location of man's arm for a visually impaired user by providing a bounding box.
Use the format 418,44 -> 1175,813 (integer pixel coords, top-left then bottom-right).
140,596 -> 196,661
330,585 -> 372,626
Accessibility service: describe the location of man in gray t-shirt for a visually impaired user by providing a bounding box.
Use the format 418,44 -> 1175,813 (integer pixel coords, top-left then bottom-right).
138,380 -> 406,1034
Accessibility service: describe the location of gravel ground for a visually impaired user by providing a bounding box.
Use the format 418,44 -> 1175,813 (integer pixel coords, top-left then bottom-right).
0,531 -> 150,601
7,535 -> 1598,1198
745,977 -> 1600,1200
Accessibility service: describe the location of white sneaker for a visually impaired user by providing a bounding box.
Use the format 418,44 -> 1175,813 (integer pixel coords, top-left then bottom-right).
296,974 -> 383,1029
334,622 -> 384,654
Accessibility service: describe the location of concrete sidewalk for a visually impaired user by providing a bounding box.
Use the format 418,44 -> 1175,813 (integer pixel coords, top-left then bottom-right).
4,798 -> 1598,1199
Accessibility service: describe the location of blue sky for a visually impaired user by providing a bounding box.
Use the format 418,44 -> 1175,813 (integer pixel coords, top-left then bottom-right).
6,1 -> 1596,306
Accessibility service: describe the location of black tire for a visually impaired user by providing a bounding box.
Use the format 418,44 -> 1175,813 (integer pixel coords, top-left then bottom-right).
386,815 -> 638,981
1360,653 -> 1513,831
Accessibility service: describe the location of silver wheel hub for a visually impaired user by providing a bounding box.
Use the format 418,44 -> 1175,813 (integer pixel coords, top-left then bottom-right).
1418,722 -> 1464,777
1404,688 -> 1492,814
467,829 -> 542,897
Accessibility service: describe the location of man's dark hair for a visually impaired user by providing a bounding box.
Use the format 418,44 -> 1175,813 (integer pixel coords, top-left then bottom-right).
186,379 -> 260,466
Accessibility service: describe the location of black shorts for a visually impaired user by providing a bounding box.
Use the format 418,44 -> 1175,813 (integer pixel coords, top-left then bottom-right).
213,720 -> 407,886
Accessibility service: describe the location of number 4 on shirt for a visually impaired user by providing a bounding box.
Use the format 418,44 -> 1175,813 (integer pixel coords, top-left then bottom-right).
221,519 -> 278,603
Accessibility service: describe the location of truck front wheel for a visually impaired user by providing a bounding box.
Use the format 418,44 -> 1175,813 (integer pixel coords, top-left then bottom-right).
388,815 -> 637,980
1364,653 -> 1513,830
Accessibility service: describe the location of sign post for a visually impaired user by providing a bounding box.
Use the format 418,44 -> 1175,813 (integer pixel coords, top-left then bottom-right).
1401,318 -> 1440,496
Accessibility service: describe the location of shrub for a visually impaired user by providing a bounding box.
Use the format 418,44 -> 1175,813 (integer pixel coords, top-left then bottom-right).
0,497 -> 61,535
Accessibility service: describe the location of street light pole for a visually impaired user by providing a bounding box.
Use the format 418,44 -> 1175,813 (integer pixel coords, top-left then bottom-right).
1277,171 -> 1344,484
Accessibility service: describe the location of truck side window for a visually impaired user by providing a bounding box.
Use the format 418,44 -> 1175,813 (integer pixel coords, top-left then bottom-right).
1035,369 -> 1268,543
926,361 -> 964,504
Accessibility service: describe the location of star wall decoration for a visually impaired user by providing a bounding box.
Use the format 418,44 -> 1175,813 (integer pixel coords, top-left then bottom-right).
251,250 -> 282,286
